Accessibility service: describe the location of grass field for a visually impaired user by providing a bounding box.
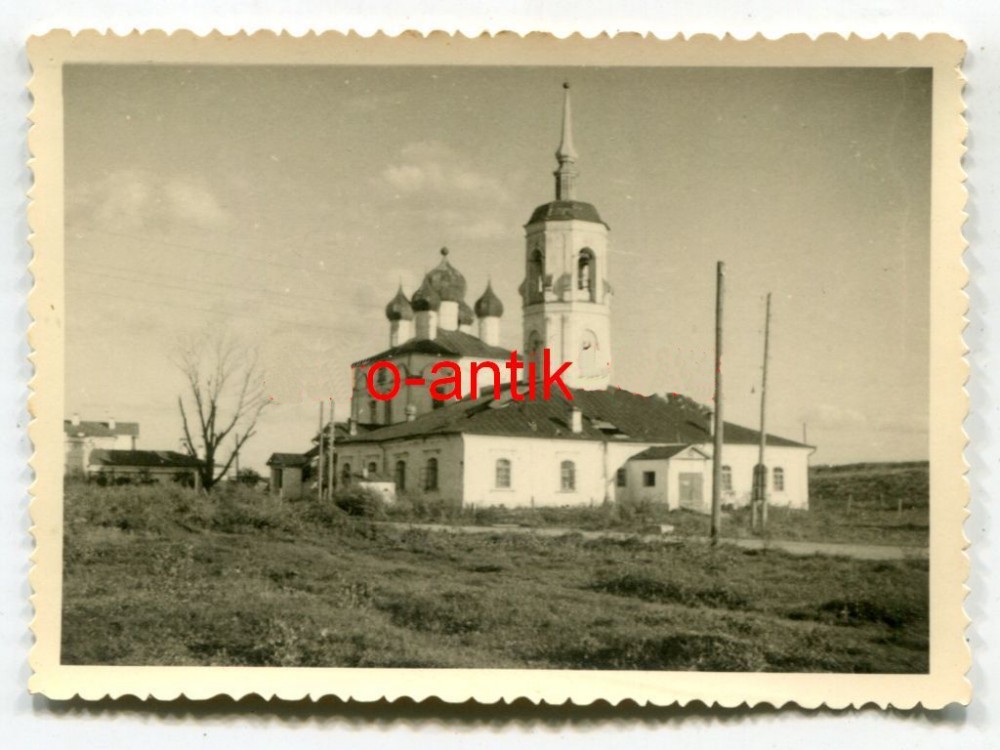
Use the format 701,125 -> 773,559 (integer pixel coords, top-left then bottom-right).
61,466 -> 929,672
391,461 -> 931,548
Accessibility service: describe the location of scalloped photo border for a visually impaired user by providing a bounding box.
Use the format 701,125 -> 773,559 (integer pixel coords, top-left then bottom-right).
25,30 -> 970,709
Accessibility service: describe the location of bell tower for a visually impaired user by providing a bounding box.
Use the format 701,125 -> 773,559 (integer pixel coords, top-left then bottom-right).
520,83 -> 613,390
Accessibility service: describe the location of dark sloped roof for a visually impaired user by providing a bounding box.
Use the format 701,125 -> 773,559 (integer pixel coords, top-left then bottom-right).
629,445 -> 707,461
352,329 -> 512,367
267,452 -> 311,468
89,449 -> 202,469
64,420 -> 139,438
527,200 -> 607,227
338,386 -> 810,449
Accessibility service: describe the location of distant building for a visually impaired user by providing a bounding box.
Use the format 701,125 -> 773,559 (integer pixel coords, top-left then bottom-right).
87,449 -> 203,488
64,414 -> 139,476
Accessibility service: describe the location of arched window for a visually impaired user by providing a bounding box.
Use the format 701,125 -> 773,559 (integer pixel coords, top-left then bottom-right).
773,467 -> 785,492
560,460 -> 576,491
424,457 -> 439,491
495,458 -> 511,489
367,461 -> 378,477
577,248 -> 596,299
340,463 -> 351,487
394,460 -> 406,491
721,465 -> 733,492
368,399 -> 378,423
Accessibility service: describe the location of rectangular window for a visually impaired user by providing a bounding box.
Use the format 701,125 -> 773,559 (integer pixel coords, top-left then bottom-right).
495,458 -> 511,489
773,467 -> 785,492
643,471 -> 656,487
616,468 -> 627,487
560,460 -> 576,491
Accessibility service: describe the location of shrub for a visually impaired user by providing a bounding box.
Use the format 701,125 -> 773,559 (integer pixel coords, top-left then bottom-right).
333,487 -> 386,519
210,486 -> 300,534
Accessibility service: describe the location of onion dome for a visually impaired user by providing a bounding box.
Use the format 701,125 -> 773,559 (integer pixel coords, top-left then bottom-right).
458,300 -> 475,327
410,276 -> 441,312
422,247 -> 467,302
384,285 -> 414,321
474,281 -> 504,318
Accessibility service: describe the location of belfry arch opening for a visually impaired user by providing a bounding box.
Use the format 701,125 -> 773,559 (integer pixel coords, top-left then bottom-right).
577,248 -> 596,300
528,249 -> 545,302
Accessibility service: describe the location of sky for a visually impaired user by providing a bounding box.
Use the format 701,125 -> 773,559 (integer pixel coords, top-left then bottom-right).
63,64 -> 932,470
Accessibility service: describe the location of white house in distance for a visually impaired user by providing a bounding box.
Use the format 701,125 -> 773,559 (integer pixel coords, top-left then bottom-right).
276,84 -> 813,511
64,414 -> 139,476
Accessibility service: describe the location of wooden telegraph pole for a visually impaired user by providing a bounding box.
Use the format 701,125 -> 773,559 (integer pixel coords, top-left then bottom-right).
710,262 -> 725,546
752,293 -> 772,532
327,398 -> 335,500
317,400 -> 325,502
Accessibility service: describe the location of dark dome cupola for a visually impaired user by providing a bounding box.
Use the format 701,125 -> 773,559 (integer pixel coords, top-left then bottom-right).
474,281 -> 504,319
423,247 -> 467,302
384,285 -> 414,321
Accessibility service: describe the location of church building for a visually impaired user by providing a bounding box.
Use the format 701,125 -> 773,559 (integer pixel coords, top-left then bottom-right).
323,84 -> 812,512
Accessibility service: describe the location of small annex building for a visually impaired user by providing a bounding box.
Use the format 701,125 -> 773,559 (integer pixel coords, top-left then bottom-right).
267,451 -> 314,500
87,449 -> 203,488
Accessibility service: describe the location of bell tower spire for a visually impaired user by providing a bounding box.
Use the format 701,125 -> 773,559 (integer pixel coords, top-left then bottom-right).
521,83 -> 613,391
554,82 -> 579,200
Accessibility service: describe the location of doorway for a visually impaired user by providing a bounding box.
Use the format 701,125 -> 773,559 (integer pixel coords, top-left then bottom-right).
678,472 -> 705,512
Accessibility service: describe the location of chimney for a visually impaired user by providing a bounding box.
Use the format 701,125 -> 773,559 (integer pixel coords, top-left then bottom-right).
348,418 -> 358,436
570,405 -> 583,434
71,412 -> 81,427
108,416 -> 116,431
405,405 -> 417,422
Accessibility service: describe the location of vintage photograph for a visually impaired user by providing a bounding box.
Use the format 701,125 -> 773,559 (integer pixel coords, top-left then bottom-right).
27,33 -> 969,707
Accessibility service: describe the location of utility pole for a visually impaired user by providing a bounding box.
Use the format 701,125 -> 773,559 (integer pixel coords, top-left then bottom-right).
327,398 -> 336,500
753,293 -> 772,532
711,261 -> 725,546
317,400 -> 325,502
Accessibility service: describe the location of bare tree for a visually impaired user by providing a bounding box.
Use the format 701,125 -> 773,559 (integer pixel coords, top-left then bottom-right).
175,332 -> 270,491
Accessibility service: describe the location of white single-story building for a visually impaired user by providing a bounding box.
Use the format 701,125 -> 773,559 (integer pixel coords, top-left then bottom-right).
332,387 -> 812,513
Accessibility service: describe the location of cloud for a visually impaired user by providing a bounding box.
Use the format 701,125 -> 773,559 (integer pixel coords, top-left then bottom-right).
68,169 -> 232,234
379,141 -> 510,202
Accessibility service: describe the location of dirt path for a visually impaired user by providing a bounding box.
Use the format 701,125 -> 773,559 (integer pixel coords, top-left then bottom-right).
380,521 -> 928,561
